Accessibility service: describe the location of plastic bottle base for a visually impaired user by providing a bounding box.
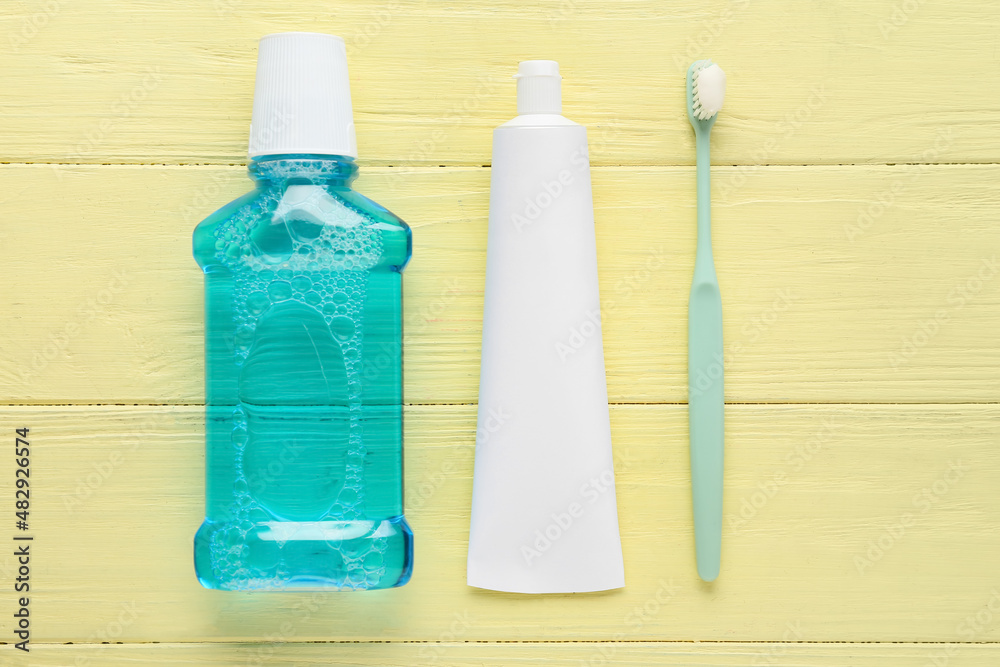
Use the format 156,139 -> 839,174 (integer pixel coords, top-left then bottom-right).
194,515 -> 413,591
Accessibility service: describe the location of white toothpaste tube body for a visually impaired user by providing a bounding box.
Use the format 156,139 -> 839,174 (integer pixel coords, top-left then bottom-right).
467,61 -> 625,594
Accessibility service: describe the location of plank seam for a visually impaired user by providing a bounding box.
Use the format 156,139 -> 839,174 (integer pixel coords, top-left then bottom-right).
1,402 -> 998,408
7,640 -> 1000,647
2,162 -> 999,168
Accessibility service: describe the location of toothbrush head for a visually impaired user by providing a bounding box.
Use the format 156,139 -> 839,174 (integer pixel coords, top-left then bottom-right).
687,60 -> 726,130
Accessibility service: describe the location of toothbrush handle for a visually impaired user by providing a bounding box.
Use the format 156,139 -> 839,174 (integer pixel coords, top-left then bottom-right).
689,129 -> 724,582
689,280 -> 724,582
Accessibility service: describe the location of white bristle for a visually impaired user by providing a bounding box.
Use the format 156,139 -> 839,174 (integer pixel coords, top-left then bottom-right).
692,61 -> 727,121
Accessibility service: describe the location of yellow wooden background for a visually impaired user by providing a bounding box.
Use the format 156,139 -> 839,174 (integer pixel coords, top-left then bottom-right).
1,0 -> 999,665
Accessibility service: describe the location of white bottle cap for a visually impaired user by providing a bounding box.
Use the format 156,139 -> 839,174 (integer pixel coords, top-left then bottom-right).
514,60 -> 562,115
248,32 -> 358,159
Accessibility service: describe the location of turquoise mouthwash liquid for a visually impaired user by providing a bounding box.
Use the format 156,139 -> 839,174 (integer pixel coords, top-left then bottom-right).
193,32 -> 413,591
193,154 -> 412,590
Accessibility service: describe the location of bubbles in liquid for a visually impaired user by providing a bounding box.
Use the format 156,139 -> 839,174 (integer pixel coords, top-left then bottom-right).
267,280 -> 293,302
329,315 -> 355,343
204,171 -> 392,590
246,291 -> 269,315
231,427 -> 248,449
234,326 -> 255,351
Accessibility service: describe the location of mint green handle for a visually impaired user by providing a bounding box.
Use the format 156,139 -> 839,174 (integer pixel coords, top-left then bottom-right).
689,126 -> 724,583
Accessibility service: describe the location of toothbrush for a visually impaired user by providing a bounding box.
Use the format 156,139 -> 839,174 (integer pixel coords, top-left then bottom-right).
686,60 -> 726,582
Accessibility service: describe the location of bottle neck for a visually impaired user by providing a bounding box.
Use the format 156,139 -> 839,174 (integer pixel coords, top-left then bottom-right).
248,154 -> 359,189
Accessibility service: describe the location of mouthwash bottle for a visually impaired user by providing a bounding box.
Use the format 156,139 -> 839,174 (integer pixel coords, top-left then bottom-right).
193,32 -> 413,591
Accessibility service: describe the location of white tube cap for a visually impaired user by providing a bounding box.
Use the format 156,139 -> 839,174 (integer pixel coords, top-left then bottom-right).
248,32 -> 358,158
515,60 -> 562,115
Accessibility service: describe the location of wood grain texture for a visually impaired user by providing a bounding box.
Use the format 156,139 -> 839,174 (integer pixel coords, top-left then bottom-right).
5,642 -> 1000,666
1,1 -> 998,165
1,163 -> 998,405
1,404 -> 998,643
3,0 -> 1000,663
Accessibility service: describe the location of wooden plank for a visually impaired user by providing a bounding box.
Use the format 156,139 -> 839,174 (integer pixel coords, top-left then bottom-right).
7,641 -> 1000,666
0,164 -> 997,404
2,403 -> 998,643
1,1 -> 997,165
